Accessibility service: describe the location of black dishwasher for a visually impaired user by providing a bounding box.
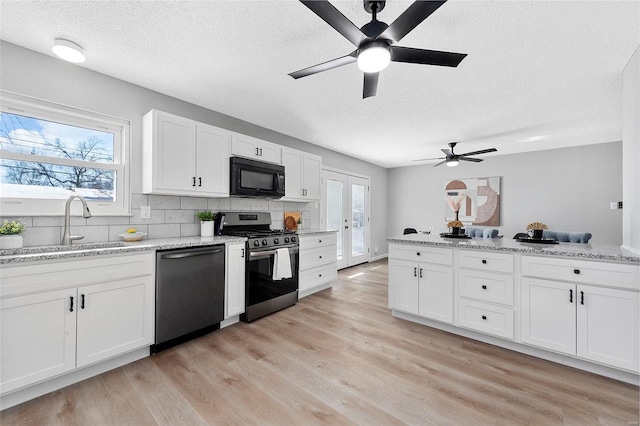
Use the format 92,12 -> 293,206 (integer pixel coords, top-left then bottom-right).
153,245 -> 225,353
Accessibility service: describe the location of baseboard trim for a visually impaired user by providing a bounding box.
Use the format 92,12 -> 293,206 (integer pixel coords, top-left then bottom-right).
369,253 -> 388,262
392,310 -> 639,386
1,347 -> 150,411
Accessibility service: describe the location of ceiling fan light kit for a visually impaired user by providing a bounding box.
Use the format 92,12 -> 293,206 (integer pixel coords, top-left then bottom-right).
414,142 -> 498,167
289,0 -> 466,98
52,38 -> 86,63
357,41 -> 391,73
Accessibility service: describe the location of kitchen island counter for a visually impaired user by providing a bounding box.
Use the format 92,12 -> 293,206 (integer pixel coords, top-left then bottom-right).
387,233 -> 640,264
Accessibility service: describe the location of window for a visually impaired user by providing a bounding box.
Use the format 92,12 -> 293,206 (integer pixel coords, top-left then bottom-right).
0,92 -> 130,215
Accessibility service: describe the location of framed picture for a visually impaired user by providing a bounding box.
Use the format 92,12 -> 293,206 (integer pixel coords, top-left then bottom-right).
445,176 -> 501,226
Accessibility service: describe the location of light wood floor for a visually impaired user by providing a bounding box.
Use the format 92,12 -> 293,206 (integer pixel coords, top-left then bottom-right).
2,259 -> 639,425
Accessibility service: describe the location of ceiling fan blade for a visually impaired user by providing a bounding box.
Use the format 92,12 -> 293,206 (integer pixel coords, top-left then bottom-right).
458,148 -> 498,156
459,157 -> 483,162
300,0 -> 367,47
390,46 -> 467,67
289,51 -> 357,79
379,1 -> 447,43
433,160 -> 447,167
363,72 -> 379,98
413,156 -> 445,161
441,148 -> 452,155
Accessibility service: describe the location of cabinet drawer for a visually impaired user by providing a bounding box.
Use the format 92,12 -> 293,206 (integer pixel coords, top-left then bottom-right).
458,250 -> 514,273
521,256 -> 639,291
389,244 -> 453,266
299,233 -> 337,250
0,253 -> 155,298
458,269 -> 514,306
458,299 -> 514,339
300,264 -> 337,293
300,246 -> 337,271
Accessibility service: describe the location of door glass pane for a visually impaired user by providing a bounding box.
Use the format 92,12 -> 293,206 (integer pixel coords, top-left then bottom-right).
351,183 -> 365,256
327,179 -> 343,260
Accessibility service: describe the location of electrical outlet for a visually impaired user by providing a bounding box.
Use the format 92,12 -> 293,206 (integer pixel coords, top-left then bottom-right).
374,246 -> 379,254
140,205 -> 151,219
618,201 -> 623,209
610,202 -> 617,210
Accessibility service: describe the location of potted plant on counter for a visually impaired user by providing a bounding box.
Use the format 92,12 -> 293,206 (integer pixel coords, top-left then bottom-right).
0,219 -> 26,249
197,210 -> 215,237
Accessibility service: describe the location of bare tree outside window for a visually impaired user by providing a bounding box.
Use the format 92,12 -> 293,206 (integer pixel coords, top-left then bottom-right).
0,112 -> 116,201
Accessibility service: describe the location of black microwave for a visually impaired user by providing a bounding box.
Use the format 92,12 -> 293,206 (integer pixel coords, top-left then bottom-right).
230,156 -> 285,199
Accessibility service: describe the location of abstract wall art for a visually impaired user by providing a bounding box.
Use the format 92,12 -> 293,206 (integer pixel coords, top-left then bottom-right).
445,177 -> 501,226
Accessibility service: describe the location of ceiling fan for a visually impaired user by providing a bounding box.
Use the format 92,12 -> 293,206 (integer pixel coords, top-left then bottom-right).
414,142 -> 498,167
289,0 -> 466,98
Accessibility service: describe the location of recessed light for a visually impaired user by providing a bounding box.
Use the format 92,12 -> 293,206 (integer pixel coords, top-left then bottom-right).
52,38 -> 86,63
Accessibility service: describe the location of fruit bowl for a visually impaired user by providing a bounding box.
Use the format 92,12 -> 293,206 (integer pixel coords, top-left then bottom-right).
119,232 -> 146,242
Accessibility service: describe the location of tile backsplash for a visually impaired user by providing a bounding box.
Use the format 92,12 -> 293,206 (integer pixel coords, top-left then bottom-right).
1,194 -> 318,247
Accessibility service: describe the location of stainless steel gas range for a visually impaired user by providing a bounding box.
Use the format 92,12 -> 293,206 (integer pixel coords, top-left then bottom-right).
220,212 -> 299,322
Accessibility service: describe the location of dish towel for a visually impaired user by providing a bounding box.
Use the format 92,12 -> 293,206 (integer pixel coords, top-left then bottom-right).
272,248 -> 292,280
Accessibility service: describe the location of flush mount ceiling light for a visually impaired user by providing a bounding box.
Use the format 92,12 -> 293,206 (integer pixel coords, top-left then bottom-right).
52,38 -> 86,63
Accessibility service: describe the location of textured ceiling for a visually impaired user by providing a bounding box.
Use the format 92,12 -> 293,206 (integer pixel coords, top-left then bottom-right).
1,1 -> 639,168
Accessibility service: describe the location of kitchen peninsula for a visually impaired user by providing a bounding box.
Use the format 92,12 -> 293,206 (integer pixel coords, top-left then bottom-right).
387,233 -> 640,385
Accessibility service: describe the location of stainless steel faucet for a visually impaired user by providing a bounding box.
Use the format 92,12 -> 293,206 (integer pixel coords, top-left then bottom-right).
61,195 -> 92,245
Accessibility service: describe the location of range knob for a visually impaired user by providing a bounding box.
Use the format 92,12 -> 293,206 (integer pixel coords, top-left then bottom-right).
291,236 -> 296,242
253,240 -> 260,247
262,239 -> 268,246
284,237 -> 290,243
274,238 -> 279,244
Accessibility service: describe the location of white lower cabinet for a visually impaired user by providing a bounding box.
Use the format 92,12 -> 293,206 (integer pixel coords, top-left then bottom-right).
0,253 -> 155,398
388,244 -> 453,323
225,242 -> 246,318
522,277 -> 639,371
299,232 -> 338,298
1,288 -> 77,394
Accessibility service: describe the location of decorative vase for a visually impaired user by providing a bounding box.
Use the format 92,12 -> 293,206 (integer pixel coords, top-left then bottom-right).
454,211 -> 460,221
0,234 -> 23,249
200,221 -> 214,237
451,227 -> 461,235
532,229 -> 544,239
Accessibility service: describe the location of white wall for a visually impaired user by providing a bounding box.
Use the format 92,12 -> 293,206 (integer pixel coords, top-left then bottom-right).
387,142 -> 623,245
623,46 -> 640,254
0,41 -> 388,254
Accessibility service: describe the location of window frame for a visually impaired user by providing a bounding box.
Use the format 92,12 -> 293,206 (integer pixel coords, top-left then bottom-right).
0,91 -> 130,216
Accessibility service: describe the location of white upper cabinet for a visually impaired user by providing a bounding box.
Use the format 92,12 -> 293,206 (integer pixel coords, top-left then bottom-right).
142,110 -> 230,197
231,133 -> 281,164
281,147 -> 321,202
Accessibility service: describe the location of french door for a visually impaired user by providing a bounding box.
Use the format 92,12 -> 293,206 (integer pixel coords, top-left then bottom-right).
323,169 -> 369,269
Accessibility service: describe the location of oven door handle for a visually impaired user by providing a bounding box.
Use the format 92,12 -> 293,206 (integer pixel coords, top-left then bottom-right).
249,247 -> 299,259
161,248 -> 224,259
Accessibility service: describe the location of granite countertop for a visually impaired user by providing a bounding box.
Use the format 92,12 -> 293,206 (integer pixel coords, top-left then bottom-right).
0,236 -> 246,265
387,233 -> 640,264
296,229 -> 339,235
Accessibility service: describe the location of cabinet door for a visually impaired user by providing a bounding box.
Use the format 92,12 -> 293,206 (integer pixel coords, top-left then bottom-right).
0,289 -> 77,393
388,259 -> 419,314
257,140 -> 281,164
197,123 -> 231,196
577,285 -> 639,371
418,263 -> 453,324
225,243 -> 246,318
521,278 -> 576,355
282,148 -> 304,200
152,111 -> 197,193
76,277 -> 154,368
231,133 -> 259,159
303,153 -> 321,201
